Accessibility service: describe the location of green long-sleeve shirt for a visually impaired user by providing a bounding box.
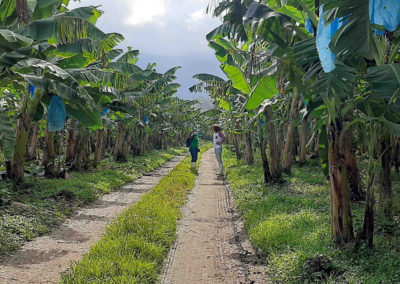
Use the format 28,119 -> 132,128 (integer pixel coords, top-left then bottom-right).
190,135 -> 199,148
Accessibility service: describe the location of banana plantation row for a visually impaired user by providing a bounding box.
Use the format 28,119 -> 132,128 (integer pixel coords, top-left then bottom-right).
0,1 -> 202,183
192,0 -> 400,248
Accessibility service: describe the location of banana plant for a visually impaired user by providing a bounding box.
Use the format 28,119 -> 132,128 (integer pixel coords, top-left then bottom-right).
258,0 -> 400,245
207,0 -> 317,175
205,0 -> 356,244
99,63 -> 182,161
0,1 -> 123,183
321,0 -> 400,223
190,72 -> 246,160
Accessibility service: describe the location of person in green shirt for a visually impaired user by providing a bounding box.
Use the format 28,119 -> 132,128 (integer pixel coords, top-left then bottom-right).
188,131 -> 200,169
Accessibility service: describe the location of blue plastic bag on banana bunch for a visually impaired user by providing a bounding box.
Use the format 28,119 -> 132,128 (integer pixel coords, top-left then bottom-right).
370,0 -> 400,35
48,96 -> 66,132
316,5 -> 347,73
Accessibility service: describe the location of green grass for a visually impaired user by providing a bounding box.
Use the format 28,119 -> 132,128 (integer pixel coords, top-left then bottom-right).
61,144 -> 212,283
0,147 -> 186,257
223,149 -> 400,283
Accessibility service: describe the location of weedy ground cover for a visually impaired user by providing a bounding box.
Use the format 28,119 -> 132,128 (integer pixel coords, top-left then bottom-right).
0,147 -> 185,257
61,144 -> 211,283
223,149 -> 400,283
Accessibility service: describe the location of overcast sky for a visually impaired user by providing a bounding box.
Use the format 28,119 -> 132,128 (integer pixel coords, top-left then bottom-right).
70,0 -> 225,99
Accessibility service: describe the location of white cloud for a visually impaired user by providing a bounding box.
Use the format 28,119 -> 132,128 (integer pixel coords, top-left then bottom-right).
187,8 -> 206,23
185,8 -> 208,31
125,0 -> 167,26
67,0 -> 224,99
68,0 -> 220,55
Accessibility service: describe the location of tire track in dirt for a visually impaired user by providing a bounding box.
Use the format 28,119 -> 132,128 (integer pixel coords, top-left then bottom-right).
0,155 -> 186,284
162,149 -> 268,284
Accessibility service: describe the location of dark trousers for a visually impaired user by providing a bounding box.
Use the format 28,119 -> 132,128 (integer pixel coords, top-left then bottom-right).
190,148 -> 199,162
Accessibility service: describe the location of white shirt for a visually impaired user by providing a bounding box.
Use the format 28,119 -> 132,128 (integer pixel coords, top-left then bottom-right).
213,132 -> 223,149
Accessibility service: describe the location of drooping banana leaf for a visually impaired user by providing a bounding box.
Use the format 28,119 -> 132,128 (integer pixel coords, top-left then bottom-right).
57,54 -> 96,69
0,29 -> 33,51
366,64 -> 400,98
117,49 -> 139,64
66,103 -> 102,130
0,113 -> 15,160
23,12 -> 113,45
245,77 -> 279,110
223,64 -> 251,94
31,0 -> 62,21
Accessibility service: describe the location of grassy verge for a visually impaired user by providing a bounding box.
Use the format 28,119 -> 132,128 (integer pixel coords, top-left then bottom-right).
223,148 -> 400,283
0,147 -> 186,257
61,144 -> 212,283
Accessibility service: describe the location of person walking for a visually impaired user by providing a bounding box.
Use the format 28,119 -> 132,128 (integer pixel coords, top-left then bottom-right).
188,131 -> 200,169
212,125 -> 226,175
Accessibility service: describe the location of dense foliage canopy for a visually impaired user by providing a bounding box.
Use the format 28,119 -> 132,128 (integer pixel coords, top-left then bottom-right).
192,0 -> 400,247
0,0 -> 205,185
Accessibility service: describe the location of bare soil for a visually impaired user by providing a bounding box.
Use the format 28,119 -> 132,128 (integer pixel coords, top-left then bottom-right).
0,155 -> 186,284
162,149 -> 268,284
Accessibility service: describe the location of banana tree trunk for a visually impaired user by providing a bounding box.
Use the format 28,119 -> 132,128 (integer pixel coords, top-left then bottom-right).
44,130 -> 56,178
360,126 -> 378,248
105,128 -> 112,152
265,106 -> 282,180
143,132 -> 149,152
380,131 -> 393,221
277,127 -> 284,160
89,132 -> 96,154
155,134 -> 162,150
163,131 -> 168,151
9,112 -> 33,183
16,0 -> 30,24
132,128 -> 141,155
115,122 -> 127,162
233,133 -> 242,161
362,182 -> 375,248
343,127 -> 364,202
361,167 -> 376,248
102,129 -> 108,154
72,132 -> 89,171
244,131 -> 254,165
258,123 -> 272,183
283,91 -> 299,173
292,126 -> 299,162
140,128 -> 146,154
314,134 -> 320,158
93,124 -> 105,167
66,119 -> 79,164
124,131 -> 133,158
394,139 -> 400,174
299,117 -> 308,165
139,127 -> 146,155
26,124 -> 39,161
328,121 -> 354,245
85,135 -> 91,168
9,90 -> 43,183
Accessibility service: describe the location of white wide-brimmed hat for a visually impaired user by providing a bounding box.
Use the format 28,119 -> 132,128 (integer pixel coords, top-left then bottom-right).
210,124 -> 223,131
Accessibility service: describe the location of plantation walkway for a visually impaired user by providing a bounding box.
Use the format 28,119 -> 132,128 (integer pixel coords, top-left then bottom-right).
162,149 -> 267,284
0,155 -> 186,284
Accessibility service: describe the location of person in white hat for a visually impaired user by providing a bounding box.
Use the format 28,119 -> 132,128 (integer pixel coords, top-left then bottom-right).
212,125 -> 226,175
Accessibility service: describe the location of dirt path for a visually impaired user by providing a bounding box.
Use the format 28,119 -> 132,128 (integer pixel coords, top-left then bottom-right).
0,155 -> 186,284
162,149 -> 268,284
